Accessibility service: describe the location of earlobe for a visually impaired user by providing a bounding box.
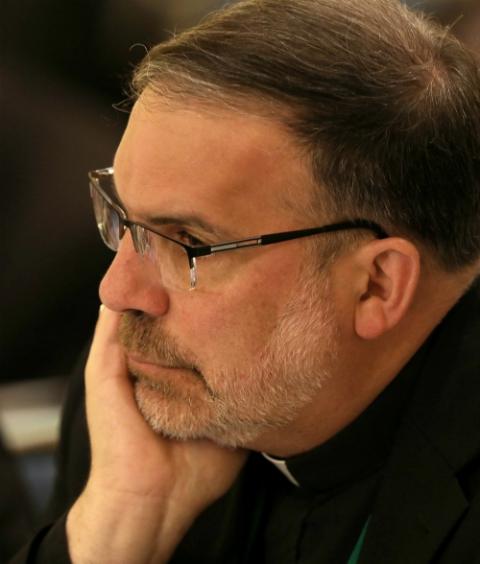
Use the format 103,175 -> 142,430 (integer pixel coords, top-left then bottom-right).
354,238 -> 420,340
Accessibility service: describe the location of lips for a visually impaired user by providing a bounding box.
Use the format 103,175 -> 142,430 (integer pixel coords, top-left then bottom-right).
127,352 -> 179,370
124,344 -> 205,384
127,350 -> 202,375
127,354 -> 185,371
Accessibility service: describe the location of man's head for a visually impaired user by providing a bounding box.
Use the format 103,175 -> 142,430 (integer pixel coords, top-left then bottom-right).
98,0 -> 480,455
99,97 -> 344,454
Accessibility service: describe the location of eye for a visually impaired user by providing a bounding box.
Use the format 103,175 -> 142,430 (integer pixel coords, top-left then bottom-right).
176,230 -> 206,247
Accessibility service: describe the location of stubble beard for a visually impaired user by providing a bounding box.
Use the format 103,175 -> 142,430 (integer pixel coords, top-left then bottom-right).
120,273 -> 339,449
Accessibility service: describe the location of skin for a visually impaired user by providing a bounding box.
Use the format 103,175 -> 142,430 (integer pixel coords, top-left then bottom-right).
67,91 -> 476,562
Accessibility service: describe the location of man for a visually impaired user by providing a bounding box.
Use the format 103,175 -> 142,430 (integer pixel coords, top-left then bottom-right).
12,0 -> 480,562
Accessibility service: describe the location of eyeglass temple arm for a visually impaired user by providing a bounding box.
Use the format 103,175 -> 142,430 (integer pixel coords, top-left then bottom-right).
261,220 -> 388,245
188,220 -> 387,259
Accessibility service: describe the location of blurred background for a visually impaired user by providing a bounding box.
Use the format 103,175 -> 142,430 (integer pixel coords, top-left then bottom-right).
1,0 -> 479,560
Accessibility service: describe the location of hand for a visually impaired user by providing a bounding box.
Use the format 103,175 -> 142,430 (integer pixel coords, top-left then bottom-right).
66,306 -> 248,563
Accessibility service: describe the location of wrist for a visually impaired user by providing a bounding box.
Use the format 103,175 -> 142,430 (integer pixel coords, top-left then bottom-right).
66,485 -> 193,564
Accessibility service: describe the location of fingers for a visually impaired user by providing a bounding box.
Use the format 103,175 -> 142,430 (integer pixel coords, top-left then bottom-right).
85,304 -> 135,422
86,305 -> 127,386
88,304 -> 121,363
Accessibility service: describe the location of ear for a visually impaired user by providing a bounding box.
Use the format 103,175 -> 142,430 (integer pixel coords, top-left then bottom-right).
354,238 -> 420,340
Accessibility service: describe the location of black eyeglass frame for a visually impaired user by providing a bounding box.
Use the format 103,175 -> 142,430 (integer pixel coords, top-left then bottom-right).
89,167 -> 389,289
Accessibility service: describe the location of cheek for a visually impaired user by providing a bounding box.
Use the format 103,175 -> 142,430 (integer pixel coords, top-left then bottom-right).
185,294 -> 279,366
168,249 -> 304,366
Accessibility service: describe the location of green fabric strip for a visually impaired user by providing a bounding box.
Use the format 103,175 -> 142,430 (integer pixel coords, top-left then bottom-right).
347,518 -> 370,564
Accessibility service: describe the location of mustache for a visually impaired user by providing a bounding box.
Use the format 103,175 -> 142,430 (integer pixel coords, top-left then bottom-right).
118,313 -> 200,373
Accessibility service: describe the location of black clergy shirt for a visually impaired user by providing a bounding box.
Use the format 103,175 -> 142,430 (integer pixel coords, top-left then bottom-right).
259,337 -> 431,563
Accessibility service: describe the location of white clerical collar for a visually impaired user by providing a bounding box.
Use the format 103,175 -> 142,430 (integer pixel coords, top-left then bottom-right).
261,452 -> 300,487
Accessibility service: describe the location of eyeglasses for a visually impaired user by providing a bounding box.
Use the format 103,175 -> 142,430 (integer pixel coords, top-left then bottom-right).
89,167 -> 388,291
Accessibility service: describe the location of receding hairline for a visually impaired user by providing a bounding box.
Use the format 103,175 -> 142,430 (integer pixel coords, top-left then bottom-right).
125,0 -> 480,271
133,85 -> 333,226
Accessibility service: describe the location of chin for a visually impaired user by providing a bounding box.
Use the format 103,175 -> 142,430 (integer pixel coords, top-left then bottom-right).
133,379 -> 278,449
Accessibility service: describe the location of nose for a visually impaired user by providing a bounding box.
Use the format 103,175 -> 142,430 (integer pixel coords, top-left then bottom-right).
99,231 -> 169,317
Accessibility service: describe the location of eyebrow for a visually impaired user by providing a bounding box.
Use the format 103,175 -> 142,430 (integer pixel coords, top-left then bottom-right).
145,213 -> 233,240
111,171 -> 237,240
112,187 -> 235,240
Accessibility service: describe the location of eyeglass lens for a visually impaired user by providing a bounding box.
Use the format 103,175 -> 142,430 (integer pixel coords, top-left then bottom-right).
90,181 -> 201,290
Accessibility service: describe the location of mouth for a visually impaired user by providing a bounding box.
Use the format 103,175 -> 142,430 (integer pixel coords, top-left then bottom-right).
127,353 -> 180,370
126,352 -> 203,381
126,354 -> 187,378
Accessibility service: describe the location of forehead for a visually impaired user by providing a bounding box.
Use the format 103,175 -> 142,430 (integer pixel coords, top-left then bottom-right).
114,92 -> 315,235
